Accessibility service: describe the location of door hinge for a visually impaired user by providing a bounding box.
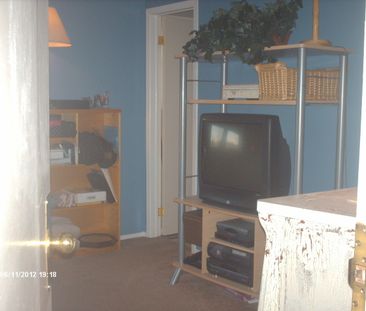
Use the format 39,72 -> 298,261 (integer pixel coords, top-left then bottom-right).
158,207 -> 165,217
349,223 -> 366,310
158,35 -> 165,46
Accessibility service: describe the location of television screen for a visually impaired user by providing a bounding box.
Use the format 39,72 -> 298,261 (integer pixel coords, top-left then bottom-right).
202,122 -> 267,193
199,113 -> 290,213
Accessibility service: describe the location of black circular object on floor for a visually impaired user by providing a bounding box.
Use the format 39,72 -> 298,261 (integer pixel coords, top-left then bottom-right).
79,233 -> 118,248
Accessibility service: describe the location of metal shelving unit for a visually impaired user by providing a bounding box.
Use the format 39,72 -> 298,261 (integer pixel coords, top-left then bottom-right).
170,43 -> 350,289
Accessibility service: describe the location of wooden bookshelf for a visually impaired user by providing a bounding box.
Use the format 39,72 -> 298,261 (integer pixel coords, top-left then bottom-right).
49,108 -> 121,256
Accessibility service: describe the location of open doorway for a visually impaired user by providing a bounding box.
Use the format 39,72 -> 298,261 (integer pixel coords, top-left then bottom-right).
146,0 -> 199,237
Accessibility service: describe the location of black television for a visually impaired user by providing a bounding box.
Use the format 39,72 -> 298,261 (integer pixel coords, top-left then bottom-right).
198,113 -> 291,213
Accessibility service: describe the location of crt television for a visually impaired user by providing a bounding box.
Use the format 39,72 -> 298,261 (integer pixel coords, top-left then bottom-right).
198,113 -> 291,213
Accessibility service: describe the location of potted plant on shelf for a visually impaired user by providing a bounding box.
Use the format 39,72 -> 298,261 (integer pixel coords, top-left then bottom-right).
182,0 -> 303,64
263,0 -> 303,45
182,8 -> 237,62
228,0 -> 274,64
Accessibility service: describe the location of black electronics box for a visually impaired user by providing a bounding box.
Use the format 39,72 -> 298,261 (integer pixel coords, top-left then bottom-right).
207,242 -> 253,286
207,242 -> 253,270
183,251 -> 202,269
50,99 -> 90,109
207,257 -> 253,287
215,218 -> 254,248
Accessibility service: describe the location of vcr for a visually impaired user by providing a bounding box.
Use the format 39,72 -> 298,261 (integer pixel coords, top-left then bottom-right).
215,218 -> 254,247
207,242 -> 253,287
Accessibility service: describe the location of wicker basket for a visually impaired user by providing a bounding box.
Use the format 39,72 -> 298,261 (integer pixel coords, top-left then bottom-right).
255,62 -> 339,101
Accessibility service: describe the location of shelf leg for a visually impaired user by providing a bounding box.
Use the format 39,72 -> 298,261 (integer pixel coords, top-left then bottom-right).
294,47 -> 307,194
170,267 -> 182,285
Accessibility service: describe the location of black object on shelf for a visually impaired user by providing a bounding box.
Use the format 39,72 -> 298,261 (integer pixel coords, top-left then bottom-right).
50,99 -> 91,109
207,242 -> 253,269
215,218 -> 255,248
50,121 -> 77,137
79,132 -> 117,168
207,242 -> 253,286
87,170 -> 116,203
183,251 -> 202,269
207,257 -> 253,287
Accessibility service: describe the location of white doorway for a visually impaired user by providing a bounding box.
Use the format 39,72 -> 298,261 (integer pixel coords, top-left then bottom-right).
146,1 -> 199,237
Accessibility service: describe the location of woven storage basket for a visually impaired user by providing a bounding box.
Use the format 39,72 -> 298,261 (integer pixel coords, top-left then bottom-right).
255,62 -> 339,101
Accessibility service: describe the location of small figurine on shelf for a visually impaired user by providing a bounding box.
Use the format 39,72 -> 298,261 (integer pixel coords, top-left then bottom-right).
91,92 -> 110,108
100,91 -> 110,107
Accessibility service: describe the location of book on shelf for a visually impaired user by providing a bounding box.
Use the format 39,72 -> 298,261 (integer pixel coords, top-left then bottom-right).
87,168 -> 117,203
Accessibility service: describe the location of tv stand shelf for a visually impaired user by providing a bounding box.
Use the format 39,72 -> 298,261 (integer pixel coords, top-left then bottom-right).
188,99 -> 339,105
174,196 -> 265,297
170,43 -> 349,298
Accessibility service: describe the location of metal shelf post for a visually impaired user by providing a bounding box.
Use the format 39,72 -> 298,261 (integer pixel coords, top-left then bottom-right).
221,55 -> 228,113
294,47 -> 307,194
335,54 -> 348,188
170,55 -> 188,285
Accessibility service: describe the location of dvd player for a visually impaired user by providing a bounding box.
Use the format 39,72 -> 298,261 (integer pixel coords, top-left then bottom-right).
207,242 -> 253,269
215,218 -> 254,247
207,257 -> 253,287
207,242 -> 253,286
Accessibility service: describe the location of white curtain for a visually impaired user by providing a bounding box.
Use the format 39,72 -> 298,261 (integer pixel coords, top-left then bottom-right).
0,0 -> 50,310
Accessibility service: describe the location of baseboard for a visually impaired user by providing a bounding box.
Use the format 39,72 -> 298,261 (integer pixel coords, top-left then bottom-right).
120,232 -> 147,240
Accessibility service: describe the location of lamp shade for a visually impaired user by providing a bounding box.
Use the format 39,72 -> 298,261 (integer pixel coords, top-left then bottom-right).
48,7 -> 71,48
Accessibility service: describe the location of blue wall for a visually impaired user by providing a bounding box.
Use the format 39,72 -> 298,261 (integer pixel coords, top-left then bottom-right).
49,0 -> 147,235
49,0 -> 365,235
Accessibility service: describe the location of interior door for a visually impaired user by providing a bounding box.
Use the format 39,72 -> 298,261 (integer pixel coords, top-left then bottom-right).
161,13 -> 194,235
0,0 -> 51,310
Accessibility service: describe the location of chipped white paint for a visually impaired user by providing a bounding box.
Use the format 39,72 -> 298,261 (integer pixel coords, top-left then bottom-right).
258,188 -> 356,311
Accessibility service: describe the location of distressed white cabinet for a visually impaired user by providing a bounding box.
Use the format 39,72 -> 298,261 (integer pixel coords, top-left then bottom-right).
257,188 -> 356,311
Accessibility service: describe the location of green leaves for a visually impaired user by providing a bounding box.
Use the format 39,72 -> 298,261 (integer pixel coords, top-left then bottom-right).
264,0 -> 303,38
182,0 -> 303,64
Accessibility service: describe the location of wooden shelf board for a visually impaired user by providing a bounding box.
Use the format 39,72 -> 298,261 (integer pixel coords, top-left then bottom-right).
175,196 -> 258,221
50,108 -> 121,114
173,262 -> 258,297
50,163 -> 99,170
50,162 -> 120,170
50,136 -> 76,142
52,202 -> 118,213
188,99 -> 339,105
209,238 -> 254,254
176,43 -> 350,61
264,43 -> 350,57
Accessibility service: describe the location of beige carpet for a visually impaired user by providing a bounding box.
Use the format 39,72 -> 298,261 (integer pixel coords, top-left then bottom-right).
50,237 -> 258,311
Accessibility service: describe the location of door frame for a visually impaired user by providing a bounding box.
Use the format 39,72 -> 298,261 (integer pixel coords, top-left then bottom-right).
146,0 -> 199,237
